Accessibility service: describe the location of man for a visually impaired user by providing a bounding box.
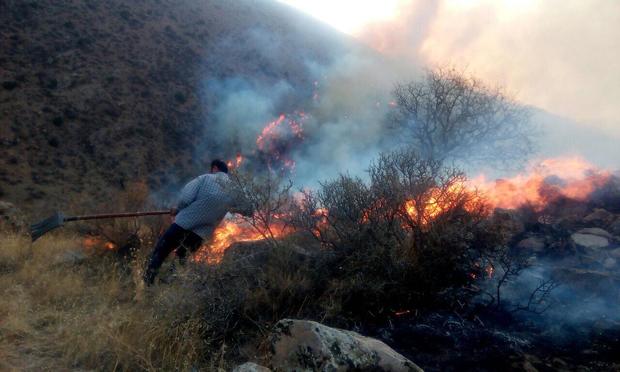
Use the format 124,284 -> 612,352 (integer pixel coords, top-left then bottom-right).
143,159 -> 249,284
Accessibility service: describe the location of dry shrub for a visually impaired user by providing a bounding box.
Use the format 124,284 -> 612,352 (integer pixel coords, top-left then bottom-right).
294,149 -> 507,319
227,169 -> 295,246
69,181 -> 169,257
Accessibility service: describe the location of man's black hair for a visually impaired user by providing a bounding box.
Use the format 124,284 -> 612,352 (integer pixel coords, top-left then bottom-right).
211,159 -> 229,174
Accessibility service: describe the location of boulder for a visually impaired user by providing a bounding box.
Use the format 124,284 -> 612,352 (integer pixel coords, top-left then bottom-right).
269,319 -> 423,372
583,208 -> 614,226
576,227 -> 613,240
552,268 -> 620,293
232,362 -> 271,372
602,258 -> 617,270
516,237 -> 546,253
222,238 -> 314,267
609,219 -> 620,236
609,248 -> 620,259
571,233 -> 609,252
0,201 -> 28,233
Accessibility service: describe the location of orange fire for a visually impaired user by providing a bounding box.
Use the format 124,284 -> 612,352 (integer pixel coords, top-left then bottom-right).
192,157 -> 610,264
403,181 -> 476,225
194,216 -> 291,264
227,153 -> 244,169
470,157 -> 610,210
405,197 -> 447,224
485,265 -> 494,279
255,113 -> 307,172
82,236 -> 117,250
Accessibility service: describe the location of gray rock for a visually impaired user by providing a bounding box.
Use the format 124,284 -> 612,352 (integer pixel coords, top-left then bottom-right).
571,233 -> 609,251
516,237 -> 546,253
577,228 -> 613,240
233,362 -> 271,372
610,219 -> 620,236
552,268 -> 620,292
583,208 -> 614,225
609,248 -> 620,259
269,319 -> 423,372
603,257 -> 617,269
222,238 -> 314,267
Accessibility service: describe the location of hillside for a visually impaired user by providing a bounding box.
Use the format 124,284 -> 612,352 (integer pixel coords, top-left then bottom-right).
0,0 -> 350,214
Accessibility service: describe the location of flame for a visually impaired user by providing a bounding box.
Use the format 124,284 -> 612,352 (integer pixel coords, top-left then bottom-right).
227,153 -> 244,169
470,157 -> 610,210
403,181 -> 476,225
255,113 -> 307,173
82,236 -> 116,250
191,157 -> 610,264
485,265 -> 494,279
256,115 -> 287,149
82,236 -> 98,249
194,216 -> 291,264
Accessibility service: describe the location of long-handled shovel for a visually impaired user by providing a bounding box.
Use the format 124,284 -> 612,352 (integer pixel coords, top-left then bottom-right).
30,210 -> 172,242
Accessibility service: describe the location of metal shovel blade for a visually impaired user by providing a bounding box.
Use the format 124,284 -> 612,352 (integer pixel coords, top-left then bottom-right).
30,212 -> 65,242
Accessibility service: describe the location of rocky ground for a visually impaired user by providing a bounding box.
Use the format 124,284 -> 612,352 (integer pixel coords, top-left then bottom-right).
218,184 -> 620,371
369,196 -> 620,371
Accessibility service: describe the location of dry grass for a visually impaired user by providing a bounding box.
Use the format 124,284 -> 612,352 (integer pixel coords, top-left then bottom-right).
0,233 -> 222,371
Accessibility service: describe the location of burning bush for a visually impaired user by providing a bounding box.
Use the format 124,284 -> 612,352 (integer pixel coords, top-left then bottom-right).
193,169 -> 296,263
294,149 -> 508,319
73,181 -> 169,257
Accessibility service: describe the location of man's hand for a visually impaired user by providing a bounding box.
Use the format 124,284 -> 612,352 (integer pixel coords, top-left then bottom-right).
170,207 -> 178,216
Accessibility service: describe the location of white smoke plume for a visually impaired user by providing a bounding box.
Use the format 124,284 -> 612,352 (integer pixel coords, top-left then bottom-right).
355,0 -> 620,168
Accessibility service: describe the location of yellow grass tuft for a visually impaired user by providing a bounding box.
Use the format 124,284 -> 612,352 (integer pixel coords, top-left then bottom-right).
0,233 -> 216,371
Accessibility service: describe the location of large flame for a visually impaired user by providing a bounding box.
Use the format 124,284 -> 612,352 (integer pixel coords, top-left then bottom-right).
196,157 -> 610,263
195,216 -> 291,264
470,157 -> 610,210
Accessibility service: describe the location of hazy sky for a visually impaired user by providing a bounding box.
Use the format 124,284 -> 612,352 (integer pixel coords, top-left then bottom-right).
280,0 -> 620,139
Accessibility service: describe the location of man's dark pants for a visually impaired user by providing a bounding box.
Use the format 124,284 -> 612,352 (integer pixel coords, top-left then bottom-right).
143,223 -> 203,284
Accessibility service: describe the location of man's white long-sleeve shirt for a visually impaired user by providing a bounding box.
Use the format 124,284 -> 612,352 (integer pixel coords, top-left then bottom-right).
173,172 -> 236,239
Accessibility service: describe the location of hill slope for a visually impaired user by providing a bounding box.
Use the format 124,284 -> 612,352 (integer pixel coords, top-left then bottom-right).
0,0 -> 349,213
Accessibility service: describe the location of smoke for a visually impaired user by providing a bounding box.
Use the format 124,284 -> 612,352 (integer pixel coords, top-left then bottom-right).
292,51 -> 405,185
189,2 -> 620,344
496,260 -> 620,334
358,0 -> 440,65
198,22 -> 414,187
354,0 -> 620,167
199,0 -> 620,186
204,78 -> 295,152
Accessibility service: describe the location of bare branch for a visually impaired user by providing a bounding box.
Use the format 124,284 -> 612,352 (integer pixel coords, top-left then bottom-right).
390,67 -> 535,169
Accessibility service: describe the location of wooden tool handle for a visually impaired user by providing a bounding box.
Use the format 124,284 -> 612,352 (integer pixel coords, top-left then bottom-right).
64,210 -> 172,222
